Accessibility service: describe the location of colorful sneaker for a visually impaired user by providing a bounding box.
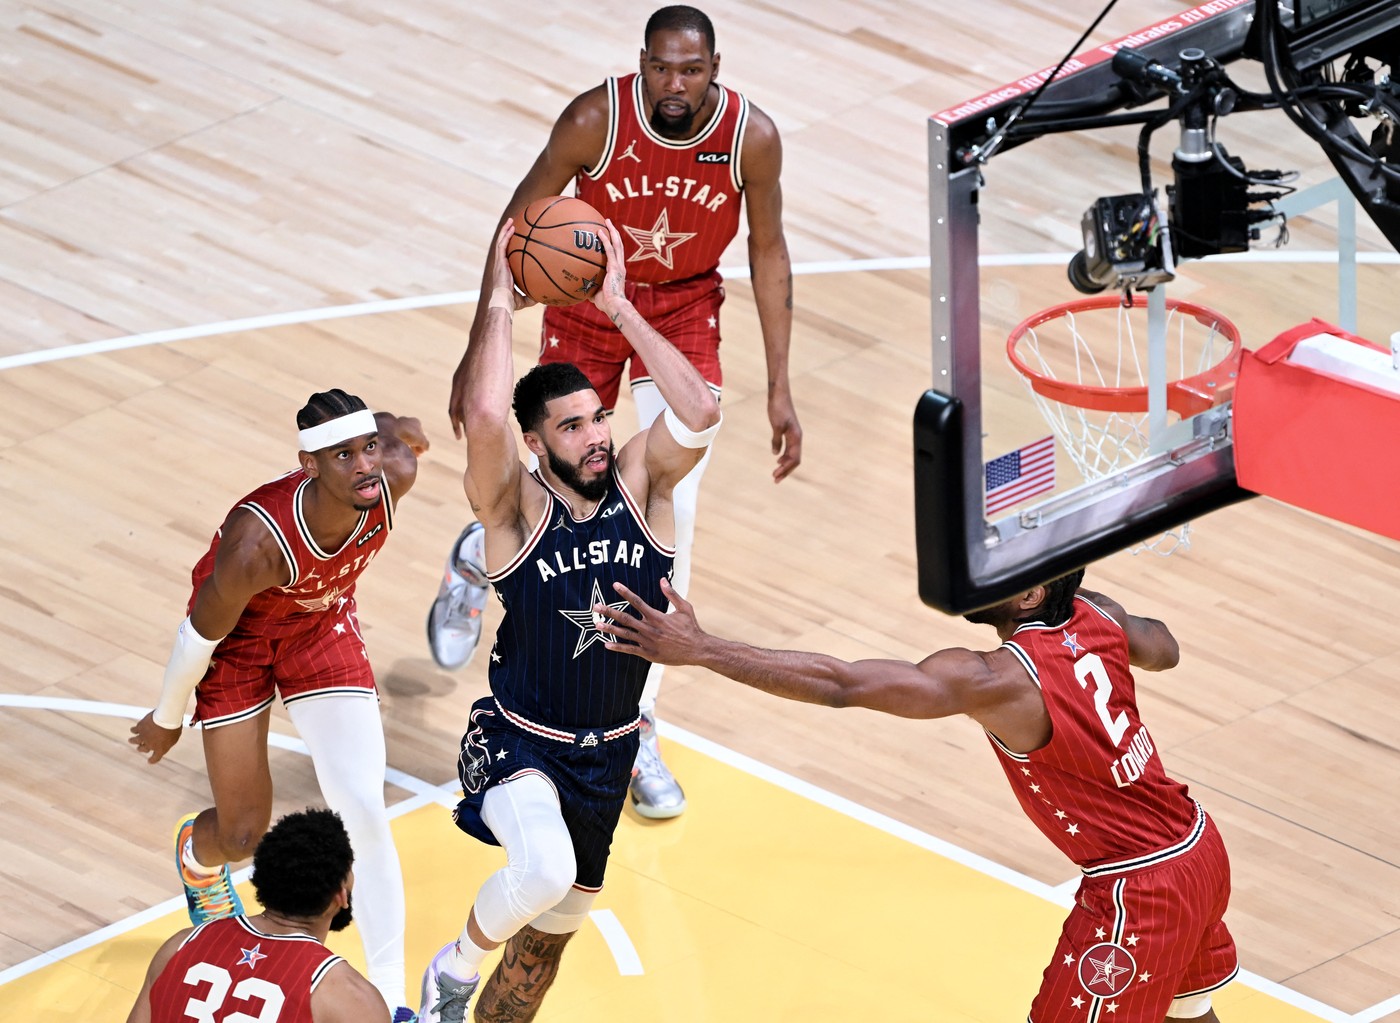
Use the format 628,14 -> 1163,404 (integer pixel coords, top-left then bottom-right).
419,942 -> 480,1023
629,709 -> 686,819
427,523 -> 490,671
391,1008 -> 418,1023
173,813 -> 243,925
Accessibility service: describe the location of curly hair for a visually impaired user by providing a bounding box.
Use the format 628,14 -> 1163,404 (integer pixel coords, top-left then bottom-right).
250,808 -> 353,919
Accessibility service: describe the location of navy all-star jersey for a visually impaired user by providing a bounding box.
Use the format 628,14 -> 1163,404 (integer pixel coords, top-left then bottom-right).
486,467 -> 675,730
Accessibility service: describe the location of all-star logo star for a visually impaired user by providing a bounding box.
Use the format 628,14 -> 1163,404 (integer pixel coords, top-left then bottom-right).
293,585 -> 348,613
558,578 -> 630,657
238,943 -> 267,970
1077,942 -> 1137,997
1061,629 -> 1082,655
622,210 -> 696,270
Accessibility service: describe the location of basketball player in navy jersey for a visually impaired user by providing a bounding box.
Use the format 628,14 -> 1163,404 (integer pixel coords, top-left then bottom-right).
599,569 -> 1238,1022
128,808 -> 387,1023
419,219 -> 719,1023
429,4 -> 799,820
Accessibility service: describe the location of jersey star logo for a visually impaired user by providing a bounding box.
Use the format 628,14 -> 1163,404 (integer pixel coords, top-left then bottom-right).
622,209 -> 696,270
558,578 -> 630,657
238,943 -> 267,969
1061,629 -> 1082,655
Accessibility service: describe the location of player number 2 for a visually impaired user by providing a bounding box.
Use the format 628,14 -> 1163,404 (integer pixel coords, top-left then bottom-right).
181,962 -> 286,1023
1074,652 -> 1129,746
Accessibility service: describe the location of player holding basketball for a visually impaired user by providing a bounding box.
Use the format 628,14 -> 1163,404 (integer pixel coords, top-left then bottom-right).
599,569 -> 1238,1022
418,219 -> 719,1023
429,4 -> 799,820
128,390 -> 426,1019
127,808 -> 387,1023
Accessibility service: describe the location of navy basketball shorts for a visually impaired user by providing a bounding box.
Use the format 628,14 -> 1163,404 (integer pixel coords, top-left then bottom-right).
452,695 -> 640,890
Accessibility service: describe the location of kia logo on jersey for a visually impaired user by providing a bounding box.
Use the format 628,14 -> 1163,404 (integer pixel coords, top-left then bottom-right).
696,152 -> 730,163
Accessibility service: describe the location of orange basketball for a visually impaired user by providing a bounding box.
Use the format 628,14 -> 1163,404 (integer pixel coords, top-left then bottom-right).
507,196 -> 608,306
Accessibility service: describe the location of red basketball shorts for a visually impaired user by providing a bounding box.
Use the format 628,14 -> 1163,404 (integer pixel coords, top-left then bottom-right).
538,269 -> 725,410
1030,811 -> 1238,1021
192,602 -> 377,728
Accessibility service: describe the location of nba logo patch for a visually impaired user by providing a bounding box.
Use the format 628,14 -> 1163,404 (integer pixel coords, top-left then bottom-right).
1077,941 -> 1137,997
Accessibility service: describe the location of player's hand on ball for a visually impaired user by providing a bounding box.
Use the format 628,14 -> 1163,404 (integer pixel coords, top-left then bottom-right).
491,219 -> 536,313
590,219 -> 631,322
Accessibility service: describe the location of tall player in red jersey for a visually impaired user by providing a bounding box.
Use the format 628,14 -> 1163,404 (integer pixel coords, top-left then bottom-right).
599,568 -> 1239,1022
128,808 -> 387,1023
430,5 -> 801,820
129,389 -> 428,1018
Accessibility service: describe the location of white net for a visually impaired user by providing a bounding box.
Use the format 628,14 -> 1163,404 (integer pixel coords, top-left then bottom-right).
1008,298 -> 1239,555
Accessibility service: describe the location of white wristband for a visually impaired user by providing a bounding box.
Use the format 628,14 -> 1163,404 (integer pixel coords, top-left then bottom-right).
151,617 -> 220,729
662,406 -> 722,449
488,289 -> 515,313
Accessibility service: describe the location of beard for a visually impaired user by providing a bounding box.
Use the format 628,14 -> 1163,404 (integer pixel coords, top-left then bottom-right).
962,606 -> 1005,627
546,442 -> 614,503
329,893 -> 353,932
650,102 -> 697,139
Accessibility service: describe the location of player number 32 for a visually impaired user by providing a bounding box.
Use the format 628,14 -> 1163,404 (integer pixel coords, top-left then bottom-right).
178,962 -> 285,1023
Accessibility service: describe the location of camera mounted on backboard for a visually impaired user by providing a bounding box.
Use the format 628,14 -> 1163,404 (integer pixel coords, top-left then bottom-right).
1067,47 -> 1293,296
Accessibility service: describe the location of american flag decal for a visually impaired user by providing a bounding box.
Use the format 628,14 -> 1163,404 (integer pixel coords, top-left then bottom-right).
985,436 -> 1055,515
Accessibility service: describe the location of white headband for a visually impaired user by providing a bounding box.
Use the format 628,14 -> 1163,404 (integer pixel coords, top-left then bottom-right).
298,409 -> 378,452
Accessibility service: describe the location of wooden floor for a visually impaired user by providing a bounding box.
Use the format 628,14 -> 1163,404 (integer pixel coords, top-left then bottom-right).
3,1 -> 1399,1019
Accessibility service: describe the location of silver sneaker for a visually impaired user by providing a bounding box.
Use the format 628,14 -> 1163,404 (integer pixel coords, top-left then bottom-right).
629,709 -> 686,819
419,942 -> 480,1023
427,523 -> 490,670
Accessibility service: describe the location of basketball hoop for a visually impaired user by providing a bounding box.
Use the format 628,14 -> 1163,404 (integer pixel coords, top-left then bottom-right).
1006,294 -> 1242,555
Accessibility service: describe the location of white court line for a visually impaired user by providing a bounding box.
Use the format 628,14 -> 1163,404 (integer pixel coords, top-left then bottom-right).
655,720 -> 1361,1023
0,696 -> 1360,1018
587,909 -> 644,976
5,250 -> 1397,372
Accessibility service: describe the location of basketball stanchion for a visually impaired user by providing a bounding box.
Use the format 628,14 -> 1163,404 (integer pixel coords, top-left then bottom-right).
1005,294 -> 1243,555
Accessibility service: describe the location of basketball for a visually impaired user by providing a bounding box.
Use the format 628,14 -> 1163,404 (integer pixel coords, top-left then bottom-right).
507,196 -> 608,306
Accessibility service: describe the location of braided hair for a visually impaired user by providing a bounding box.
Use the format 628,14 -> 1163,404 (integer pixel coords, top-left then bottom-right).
296,389 -> 367,430
1029,567 -> 1086,628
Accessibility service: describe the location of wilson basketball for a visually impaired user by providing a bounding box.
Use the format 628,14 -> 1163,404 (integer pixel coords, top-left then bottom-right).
508,196 -> 608,306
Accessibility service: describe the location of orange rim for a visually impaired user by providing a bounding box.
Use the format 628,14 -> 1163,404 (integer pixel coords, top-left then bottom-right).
1006,294 -> 1243,417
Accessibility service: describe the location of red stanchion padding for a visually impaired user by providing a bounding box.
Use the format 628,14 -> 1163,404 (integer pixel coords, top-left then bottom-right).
1234,318 -> 1400,540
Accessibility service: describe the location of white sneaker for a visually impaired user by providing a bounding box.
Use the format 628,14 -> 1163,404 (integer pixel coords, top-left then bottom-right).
419,942 -> 479,1023
629,709 -> 686,819
427,523 -> 489,670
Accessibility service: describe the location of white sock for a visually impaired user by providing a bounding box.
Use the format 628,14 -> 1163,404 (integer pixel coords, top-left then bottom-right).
450,932 -> 492,980
181,835 -> 221,879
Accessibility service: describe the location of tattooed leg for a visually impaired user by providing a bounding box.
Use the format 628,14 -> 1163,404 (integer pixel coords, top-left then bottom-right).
473,925 -> 577,1023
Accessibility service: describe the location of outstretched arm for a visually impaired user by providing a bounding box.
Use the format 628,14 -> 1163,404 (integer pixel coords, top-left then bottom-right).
599,578 -> 1003,720
460,221 -> 536,527
447,88 -> 609,437
742,106 -> 801,483
590,221 -> 721,491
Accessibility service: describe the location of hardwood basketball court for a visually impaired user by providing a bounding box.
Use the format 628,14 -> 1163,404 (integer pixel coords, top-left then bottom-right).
2,2 -> 1398,1020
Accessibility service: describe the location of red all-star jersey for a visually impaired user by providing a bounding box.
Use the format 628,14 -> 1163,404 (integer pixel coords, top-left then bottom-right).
189,469 -> 394,639
575,73 -> 748,284
988,595 -> 1198,872
148,916 -> 343,1023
